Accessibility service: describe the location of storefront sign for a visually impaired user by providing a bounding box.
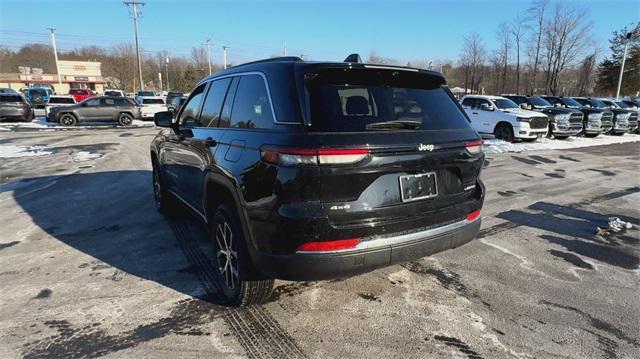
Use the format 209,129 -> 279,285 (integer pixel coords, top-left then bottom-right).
74,76 -> 89,81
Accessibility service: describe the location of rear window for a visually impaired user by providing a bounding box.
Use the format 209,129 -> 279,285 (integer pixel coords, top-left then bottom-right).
49,97 -> 75,104
0,95 -> 24,103
142,98 -> 164,105
30,89 -> 47,96
305,68 -> 470,132
104,91 -> 122,96
138,91 -> 156,97
70,89 -> 88,94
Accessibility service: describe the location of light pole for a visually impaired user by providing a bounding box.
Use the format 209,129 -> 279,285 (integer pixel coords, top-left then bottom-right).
46,28 -> 63,92
165,56 -> 170,91
222,46 -> 229,69
202,39 -> 212,75
615,31 -> 634,100
124,1 -> 145,91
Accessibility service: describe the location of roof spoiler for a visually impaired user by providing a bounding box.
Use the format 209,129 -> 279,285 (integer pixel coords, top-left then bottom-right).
343,53 -> 362,63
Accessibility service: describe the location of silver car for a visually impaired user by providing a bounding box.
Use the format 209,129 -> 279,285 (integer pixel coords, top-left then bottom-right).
49,96 -> 142,126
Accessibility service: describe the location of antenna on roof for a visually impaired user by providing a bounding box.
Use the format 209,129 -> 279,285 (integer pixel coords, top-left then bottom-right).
343,53 -> 362,63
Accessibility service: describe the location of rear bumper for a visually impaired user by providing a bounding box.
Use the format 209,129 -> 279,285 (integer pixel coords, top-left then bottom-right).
249,217 -> 481,281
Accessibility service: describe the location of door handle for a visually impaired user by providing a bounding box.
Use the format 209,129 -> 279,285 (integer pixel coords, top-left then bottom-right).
204,137 -> 217,147
472,112 -> 479,115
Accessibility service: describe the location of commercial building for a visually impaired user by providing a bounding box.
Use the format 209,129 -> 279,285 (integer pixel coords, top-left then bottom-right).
0,60 -> 105,94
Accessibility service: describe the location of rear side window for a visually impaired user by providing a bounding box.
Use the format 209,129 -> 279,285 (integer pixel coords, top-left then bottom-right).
461,98 -> 477,108
306,68 -> 470,132
102,98 -> 116,106
200,78 -> 232,127
229,75 -> 274,129
116,98 -> 134,106
1,95 -> 24,103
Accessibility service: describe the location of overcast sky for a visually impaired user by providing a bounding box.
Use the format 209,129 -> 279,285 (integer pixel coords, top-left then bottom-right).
1,0 -> 638,64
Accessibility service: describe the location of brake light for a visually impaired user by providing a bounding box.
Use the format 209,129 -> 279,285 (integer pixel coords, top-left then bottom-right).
261,146 -> 369,166
465,140 -> 483,154
467,210 -> 481,221
296,238 -> 361,252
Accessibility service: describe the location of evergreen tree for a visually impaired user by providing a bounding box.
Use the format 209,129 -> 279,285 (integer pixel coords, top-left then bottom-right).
595,23 -> 640,97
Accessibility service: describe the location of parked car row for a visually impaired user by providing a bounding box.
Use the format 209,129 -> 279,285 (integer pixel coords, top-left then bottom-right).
460,94 -> 639,142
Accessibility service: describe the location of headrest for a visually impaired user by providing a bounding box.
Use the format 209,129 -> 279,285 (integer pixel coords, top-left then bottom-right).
345,96 -> 369,115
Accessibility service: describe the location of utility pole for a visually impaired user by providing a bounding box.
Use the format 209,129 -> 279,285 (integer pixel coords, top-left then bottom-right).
222,46 -> 229,69
124,1 -> 145,91
158,72 -> 163,92
46,28 -> 63,92
202,39 -> 212,75
283,41 -> 287,56
165,56 -> 170,91
615,31 -> 634,100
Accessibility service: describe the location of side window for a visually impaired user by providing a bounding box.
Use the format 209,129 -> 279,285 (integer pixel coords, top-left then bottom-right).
477,99 -> 491,109
229,75 -> 274,129
219,77 -> 239,128
115,98 -> 131,107
85,98 -> 100,106
461,98 -> 476,108
101,98 -> 116,106
199,78 -> 232,127
178,83 -> 207,127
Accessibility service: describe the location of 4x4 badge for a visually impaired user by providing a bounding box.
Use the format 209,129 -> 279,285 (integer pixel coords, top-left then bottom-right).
418,144 -> 435,152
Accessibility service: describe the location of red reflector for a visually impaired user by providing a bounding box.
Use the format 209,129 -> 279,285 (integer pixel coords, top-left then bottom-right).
297,238 -> 361,252
467,210 -> 481,222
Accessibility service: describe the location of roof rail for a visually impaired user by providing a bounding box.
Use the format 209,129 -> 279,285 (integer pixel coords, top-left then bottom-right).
233,56 -> 303,67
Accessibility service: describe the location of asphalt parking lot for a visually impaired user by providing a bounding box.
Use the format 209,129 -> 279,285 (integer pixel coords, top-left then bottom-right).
0,125 -> 639,359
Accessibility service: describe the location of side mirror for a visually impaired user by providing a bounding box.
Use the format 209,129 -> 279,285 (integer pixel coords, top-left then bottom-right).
520,103 -> 528,110
480,103 -> 494,111
154,111 -> 174,128
554,103 -> 562,108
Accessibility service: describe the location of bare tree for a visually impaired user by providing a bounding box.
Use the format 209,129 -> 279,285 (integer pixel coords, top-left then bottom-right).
526,0 -> 548,94
542,3 -> 593,94
576,52 -> 597,96
367,50 -> 399,65
496,22 -> 511,93
103,43 -> 136,91
511,16 -> 524,94
459,34 -> 486,94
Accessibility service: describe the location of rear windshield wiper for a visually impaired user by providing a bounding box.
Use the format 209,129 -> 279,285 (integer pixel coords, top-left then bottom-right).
366,120 -> 421,130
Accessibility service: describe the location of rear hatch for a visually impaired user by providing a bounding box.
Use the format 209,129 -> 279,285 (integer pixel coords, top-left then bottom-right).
299,65 -> 484,234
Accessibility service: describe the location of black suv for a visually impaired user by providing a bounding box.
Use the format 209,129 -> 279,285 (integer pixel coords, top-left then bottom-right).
502,95 -> 583,139
150,56 -> 485,305
541,96 -> 612,137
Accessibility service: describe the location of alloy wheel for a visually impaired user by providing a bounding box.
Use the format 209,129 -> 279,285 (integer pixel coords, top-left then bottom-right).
215,220 -> 239,289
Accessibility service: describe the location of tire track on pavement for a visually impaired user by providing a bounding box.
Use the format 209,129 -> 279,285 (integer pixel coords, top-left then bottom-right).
169,218 -> 306,359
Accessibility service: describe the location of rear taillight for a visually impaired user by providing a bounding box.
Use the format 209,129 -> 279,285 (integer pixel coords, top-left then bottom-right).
466,210 -> 481,222
465,140 -> 483,154
261,146 -> 369,166
296,238 -> 361,253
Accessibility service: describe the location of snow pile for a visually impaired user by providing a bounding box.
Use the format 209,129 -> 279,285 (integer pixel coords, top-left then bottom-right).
484,134 -> 640,154
0,117 -> 154,131
0,145 -> 53,158
71,151 -> 102,162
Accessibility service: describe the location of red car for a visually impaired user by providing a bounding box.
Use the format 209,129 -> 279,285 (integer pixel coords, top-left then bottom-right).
68,88 -> 94,102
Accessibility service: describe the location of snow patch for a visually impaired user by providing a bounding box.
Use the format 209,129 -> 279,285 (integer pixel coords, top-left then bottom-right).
71,151 -> 102,162
484,134 -> 640,154
0,145 -> 53,158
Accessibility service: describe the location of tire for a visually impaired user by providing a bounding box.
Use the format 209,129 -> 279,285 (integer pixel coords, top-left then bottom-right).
554,135 -> 569,140
494,123 -> 515,142
584,133 -> 599,138
611,132 -> 624,136
152,163 -> 175,215
59,113 -> 77,126
211,204 -> 274,306
118,113 -> 134,126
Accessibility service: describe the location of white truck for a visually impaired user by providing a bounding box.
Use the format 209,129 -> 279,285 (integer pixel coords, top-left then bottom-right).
45,95 -> 76,121
460,95 -> 549,142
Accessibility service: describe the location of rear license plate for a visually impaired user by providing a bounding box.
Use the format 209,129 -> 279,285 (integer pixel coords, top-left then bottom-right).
399,172 -> 438,202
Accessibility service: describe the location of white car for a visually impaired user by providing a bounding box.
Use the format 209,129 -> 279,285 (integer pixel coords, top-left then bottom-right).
460,95 -> 549,142
45,95 -> 76,121
104,89 -> 126,97
138,96 -> 167,120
